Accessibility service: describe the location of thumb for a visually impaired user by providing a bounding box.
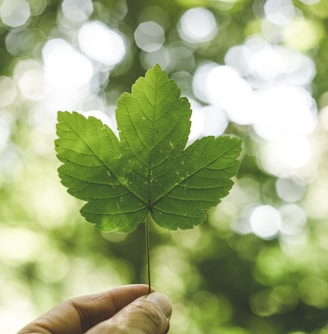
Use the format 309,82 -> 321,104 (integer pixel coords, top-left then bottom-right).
86,292 -> 172,334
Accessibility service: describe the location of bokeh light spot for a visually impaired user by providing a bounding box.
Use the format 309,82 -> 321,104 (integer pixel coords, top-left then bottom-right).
250,289 -> 280,316
0,76 -> 17,107
250,205 -> 281,239
283,17 -> 323,51
14,60 -> 45,101
276,177 -> 305,203
178,7 -> 217,43
0,143 -> 22,181
78,21 -> 126,66
0,0 -> 31,28
299,276 -> 328,308
140,47 -> 170,70
0,111 -> 14,151
189,104 -> 228,141
36,250 -> 69,283
264,0 -> 295,26
260,136 -> 313,177
279,204 -> 306,236
134,21 -> 165,52
280,136 -> 312,168
254,85 -> 317,141
225,36 -> 316,86
0,228 -> 45,263
62,0 -> 93,23
42,38 -> 94,90
193,64 -> 257,125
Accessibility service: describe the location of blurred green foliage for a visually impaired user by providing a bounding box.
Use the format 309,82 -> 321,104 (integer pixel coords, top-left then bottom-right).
1,0 -> 328,333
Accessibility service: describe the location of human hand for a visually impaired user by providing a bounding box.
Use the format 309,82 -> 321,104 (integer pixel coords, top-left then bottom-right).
17,284 -> 172,334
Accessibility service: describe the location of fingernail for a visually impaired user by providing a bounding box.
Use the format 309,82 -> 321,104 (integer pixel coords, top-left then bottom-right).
146,292 -> 172,318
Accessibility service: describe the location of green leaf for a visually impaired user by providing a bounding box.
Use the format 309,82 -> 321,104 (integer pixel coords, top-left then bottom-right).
55,65 -> 242,233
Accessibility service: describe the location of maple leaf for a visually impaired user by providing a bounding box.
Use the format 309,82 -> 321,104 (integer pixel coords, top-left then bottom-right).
55,65 -> 242,233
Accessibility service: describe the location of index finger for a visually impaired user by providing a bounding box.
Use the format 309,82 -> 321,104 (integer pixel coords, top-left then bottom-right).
18,284 -> 151,334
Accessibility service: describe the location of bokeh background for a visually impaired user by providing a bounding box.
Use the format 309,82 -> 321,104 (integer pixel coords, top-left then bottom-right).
1,0 -> 328,333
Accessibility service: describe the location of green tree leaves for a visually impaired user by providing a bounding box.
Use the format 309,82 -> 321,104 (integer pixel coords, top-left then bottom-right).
55,65 -> 242,233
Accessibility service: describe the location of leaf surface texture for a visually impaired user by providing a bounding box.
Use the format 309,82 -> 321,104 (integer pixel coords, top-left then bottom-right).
55,65 -> 242,232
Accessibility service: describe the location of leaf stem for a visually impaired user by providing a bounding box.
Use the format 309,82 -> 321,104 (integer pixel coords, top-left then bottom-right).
145,213 -> 151,294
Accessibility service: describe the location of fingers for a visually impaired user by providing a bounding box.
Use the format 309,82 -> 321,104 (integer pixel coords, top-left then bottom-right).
17,284 -> 150,334
86,292 -> 172,334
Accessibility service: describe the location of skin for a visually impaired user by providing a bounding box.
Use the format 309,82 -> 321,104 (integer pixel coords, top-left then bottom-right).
17,284 -> 172,334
